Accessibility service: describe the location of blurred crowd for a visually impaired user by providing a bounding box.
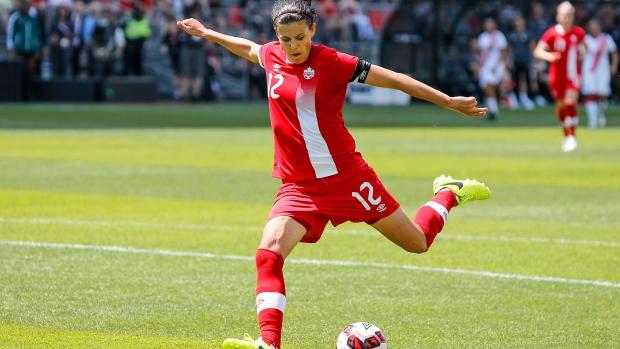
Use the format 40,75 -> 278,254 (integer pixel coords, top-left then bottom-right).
0,0 -> 391,100
1,0 -> 619,102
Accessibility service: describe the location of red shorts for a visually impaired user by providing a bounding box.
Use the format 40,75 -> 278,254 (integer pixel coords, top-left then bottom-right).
549,76 -> 579,101
268,166 -> 400,243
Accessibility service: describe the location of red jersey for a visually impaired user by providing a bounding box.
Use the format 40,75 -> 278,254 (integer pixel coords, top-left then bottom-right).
258,42 -> 367,181
539,24 -> 585,84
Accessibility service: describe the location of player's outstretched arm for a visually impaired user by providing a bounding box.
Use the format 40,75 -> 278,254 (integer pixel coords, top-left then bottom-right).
177,18 -> 260,64
364,64 -> 487,117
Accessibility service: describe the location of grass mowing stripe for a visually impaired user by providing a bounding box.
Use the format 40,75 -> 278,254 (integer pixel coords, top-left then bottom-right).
2,216 -> 619,248
2,239 -> 619,289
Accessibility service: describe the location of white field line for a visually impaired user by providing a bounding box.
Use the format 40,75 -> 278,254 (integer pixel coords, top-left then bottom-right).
1,216 -> 619,248
1,239 -> 619,289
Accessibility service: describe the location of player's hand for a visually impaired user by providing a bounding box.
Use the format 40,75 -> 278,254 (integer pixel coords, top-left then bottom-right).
447,96 -> 487,117
549,52 -> 561,62
176,18 -> 208,38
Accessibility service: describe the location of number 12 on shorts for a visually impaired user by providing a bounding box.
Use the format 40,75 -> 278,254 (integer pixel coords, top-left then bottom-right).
352,182 -> 382,211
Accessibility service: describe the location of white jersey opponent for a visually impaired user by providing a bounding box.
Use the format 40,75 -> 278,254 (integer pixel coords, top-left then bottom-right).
477,30 -> 507,87
582,33 -> 617,96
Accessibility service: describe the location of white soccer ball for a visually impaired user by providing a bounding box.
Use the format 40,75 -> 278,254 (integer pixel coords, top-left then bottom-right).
336,322 -> 388,349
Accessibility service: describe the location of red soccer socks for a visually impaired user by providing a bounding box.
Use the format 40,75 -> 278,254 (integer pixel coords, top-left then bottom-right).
414,189 -> 457,249
256,248 -> 286,348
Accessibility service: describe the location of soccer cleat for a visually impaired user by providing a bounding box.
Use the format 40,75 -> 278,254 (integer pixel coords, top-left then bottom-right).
561,135 -> 577,152
222,334 -> 276,349
433,175 -> 491,206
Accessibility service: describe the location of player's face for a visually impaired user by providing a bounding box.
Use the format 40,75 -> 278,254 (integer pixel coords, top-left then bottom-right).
556,7 -> 574,28
588,20 -> 601,36
275,21 -> 316,64
483,19 -> 496,32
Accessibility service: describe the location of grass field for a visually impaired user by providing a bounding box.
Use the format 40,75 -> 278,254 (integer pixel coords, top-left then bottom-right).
0,103 -> 619,348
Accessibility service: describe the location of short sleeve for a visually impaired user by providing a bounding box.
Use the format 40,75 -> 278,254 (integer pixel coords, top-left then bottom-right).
498,32 -> 508,49
576,27 -> 586,42
258,41 -> 277,69
539,28 -> 555,48
322,47 -> 359,85
608,35 -> 617,52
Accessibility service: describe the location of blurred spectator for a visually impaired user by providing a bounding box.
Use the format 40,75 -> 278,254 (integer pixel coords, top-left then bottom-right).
527,1 -> 550,105
86,4 -> 120,77
316,0 -> 342,45
527,1 -> 547,41
121,1 -> 151,75
341,0 -> 374,41
71,0 -> 86,76
49,5 -> 74,76
507,15 -> 535,110
177,1 -> 205,101
161,14 -> 180,97
6,0 -> 43,99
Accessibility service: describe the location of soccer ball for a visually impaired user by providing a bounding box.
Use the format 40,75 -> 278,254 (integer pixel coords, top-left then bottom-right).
336,322 -> 388,349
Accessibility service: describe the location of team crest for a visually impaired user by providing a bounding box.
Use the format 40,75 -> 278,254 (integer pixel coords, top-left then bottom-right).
303,66 -> 315,80
273,64 -> 281,72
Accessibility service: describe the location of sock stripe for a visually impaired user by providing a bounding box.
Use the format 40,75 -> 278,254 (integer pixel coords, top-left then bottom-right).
256,292 -> 286,313
425,201 -> 449,222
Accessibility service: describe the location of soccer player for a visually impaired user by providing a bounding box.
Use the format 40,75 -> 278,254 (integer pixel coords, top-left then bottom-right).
177,1 -> 491,348
533,1 -> 586,152
473,18 -> 508,120
581,19 -> 618,128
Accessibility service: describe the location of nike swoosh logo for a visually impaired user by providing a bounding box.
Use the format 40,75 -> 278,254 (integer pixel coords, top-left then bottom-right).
444,182 -> 463,189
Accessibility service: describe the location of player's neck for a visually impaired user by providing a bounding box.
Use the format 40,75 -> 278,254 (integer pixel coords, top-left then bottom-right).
556,24 -> 572,34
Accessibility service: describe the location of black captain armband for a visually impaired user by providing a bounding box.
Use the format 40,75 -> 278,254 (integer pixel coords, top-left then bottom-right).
350,59 -> 372,84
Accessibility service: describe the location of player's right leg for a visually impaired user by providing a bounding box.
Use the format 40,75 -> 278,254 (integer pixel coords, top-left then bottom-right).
584,95 -> 600,128
372,175 -> 490,252
484,83 -> 499,121
222,216 -> 307,349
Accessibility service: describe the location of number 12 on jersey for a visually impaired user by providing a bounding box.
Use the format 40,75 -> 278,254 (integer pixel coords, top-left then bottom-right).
268,72 -> 284,99
352,182 -> 382,211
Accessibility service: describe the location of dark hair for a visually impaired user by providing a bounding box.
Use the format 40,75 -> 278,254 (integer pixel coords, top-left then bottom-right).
272,0 -> 317,27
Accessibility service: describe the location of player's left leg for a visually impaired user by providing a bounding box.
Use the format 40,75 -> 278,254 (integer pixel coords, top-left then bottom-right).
371,176 -> 491,252
598,95 -> 609,127
562,89 -> 580,152
583,95 -> 600,128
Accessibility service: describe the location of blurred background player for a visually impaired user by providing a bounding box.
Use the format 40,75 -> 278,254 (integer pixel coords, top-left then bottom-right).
507,15 -> 535,111
581,19 -> 618,128
177,0 -> 491,348
473,18 -> 508,121
534,1 -> 585,152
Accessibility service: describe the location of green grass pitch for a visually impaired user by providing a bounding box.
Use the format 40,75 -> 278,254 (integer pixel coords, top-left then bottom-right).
0,103 -> 619,348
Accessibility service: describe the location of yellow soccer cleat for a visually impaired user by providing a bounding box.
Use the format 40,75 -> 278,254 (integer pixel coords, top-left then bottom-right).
222,334 -> 276,349
433,175 -> 491,206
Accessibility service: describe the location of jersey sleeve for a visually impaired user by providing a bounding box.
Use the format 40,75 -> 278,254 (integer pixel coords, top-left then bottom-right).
258,41 -> 277,69
576,27 -> 586,42
539,28 -> 555,48
608,35 -> 617,52
322,47 -> 360,85
498,32 -> 508,50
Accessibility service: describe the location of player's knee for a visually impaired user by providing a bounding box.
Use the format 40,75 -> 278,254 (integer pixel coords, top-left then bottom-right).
401,239 -> 428,254
260,226 -> 287,252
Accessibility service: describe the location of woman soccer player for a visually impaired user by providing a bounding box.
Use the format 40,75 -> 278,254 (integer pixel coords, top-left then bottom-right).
177,1 -> 491,348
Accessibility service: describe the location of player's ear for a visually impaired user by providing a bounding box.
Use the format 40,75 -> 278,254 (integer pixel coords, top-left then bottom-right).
309,23 -> 317,38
